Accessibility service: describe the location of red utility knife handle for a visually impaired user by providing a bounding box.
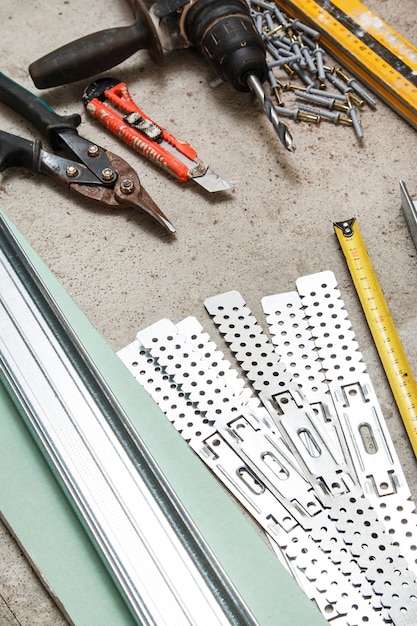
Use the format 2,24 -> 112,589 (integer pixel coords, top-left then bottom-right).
85,81 -> 198,183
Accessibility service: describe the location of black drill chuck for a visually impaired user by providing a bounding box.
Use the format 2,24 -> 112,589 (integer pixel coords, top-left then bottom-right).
182,0 -> 294,151
183,0 -> 268,92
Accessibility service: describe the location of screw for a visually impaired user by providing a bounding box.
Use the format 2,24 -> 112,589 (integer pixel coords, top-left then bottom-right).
325,71 -> 365,107
335,67 -> 377,108
273,105 -> 320,123
101,167 -> 116,182
290,37 -> 303,66
273,6 -> 291,28
66,165 -> 79,178
346,95 -> 364,141
293,89 -> 349,111
347,92 -> 365,108
338,115 -> 354,126
325,71 -> 364,108
120,179 -> 135,194
291,62 -> 316,87
268,54 -> 302,69
87,144 -> 100,157
290,19 -> 320,40
252,11 -> 264,35
282,63 -> 296,78
264,10 -> 275,32
268,37 -> 291,53
299,38 -> 317,73
299,33 -> 316,51
298,103 -> 353,125
266,25 -> 283,37
265,40 -> 284,61
334,67 -> 352,82
286,83 -> 346,101
268,70 -> 285,105
313,45 -> 327,84
250,0 -> 274,10
296,110 -> 321,123
247,0 -> 374,142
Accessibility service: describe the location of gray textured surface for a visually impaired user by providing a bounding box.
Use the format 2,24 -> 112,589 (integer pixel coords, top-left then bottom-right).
0,0 -> 417,623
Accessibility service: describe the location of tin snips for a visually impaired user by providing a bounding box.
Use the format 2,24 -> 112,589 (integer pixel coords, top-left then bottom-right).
0,71 -> 175,234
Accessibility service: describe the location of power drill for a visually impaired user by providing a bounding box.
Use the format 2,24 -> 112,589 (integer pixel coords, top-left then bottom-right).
29,0 -> 294,150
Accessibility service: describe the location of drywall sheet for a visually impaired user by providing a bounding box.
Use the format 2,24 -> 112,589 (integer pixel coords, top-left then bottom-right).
0,209 -> 326,626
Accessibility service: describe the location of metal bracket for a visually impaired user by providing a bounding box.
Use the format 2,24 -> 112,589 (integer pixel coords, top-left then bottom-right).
118,271 -> 417,625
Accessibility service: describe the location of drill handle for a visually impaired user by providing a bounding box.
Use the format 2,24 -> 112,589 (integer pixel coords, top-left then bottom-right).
28,0 -> 163,89
29,24 -> 152,89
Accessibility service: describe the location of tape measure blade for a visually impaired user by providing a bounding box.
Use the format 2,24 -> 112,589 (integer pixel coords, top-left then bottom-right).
334,218 -> 417,457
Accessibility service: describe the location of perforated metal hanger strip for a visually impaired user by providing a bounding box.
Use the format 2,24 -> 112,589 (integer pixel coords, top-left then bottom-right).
118,271 -> 417,625
119,325 -> 380,625
203,287 -> 417,623
262,271 -> 417,576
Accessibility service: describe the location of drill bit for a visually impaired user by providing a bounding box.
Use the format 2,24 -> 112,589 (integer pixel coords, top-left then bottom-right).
246,74 -> 296,152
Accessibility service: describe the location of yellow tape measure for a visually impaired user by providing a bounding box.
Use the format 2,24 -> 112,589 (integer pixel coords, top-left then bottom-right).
334,217 -> 417,457
276,0 -> 417,129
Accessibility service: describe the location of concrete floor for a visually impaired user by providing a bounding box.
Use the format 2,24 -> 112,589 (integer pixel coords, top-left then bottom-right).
0,0 -> 417,623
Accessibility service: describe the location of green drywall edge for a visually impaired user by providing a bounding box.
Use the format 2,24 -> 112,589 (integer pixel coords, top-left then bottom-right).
0,209 -> 327,626
0,386 -> 136,626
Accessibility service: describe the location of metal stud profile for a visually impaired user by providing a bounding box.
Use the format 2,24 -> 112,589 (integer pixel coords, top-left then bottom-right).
0,214 -> 258,626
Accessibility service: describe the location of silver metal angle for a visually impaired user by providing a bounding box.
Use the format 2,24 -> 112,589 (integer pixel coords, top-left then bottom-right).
204,288 -> 417,624
400,180 -> 417,251
0,215 -> 257,626
119,320 -> 381,625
